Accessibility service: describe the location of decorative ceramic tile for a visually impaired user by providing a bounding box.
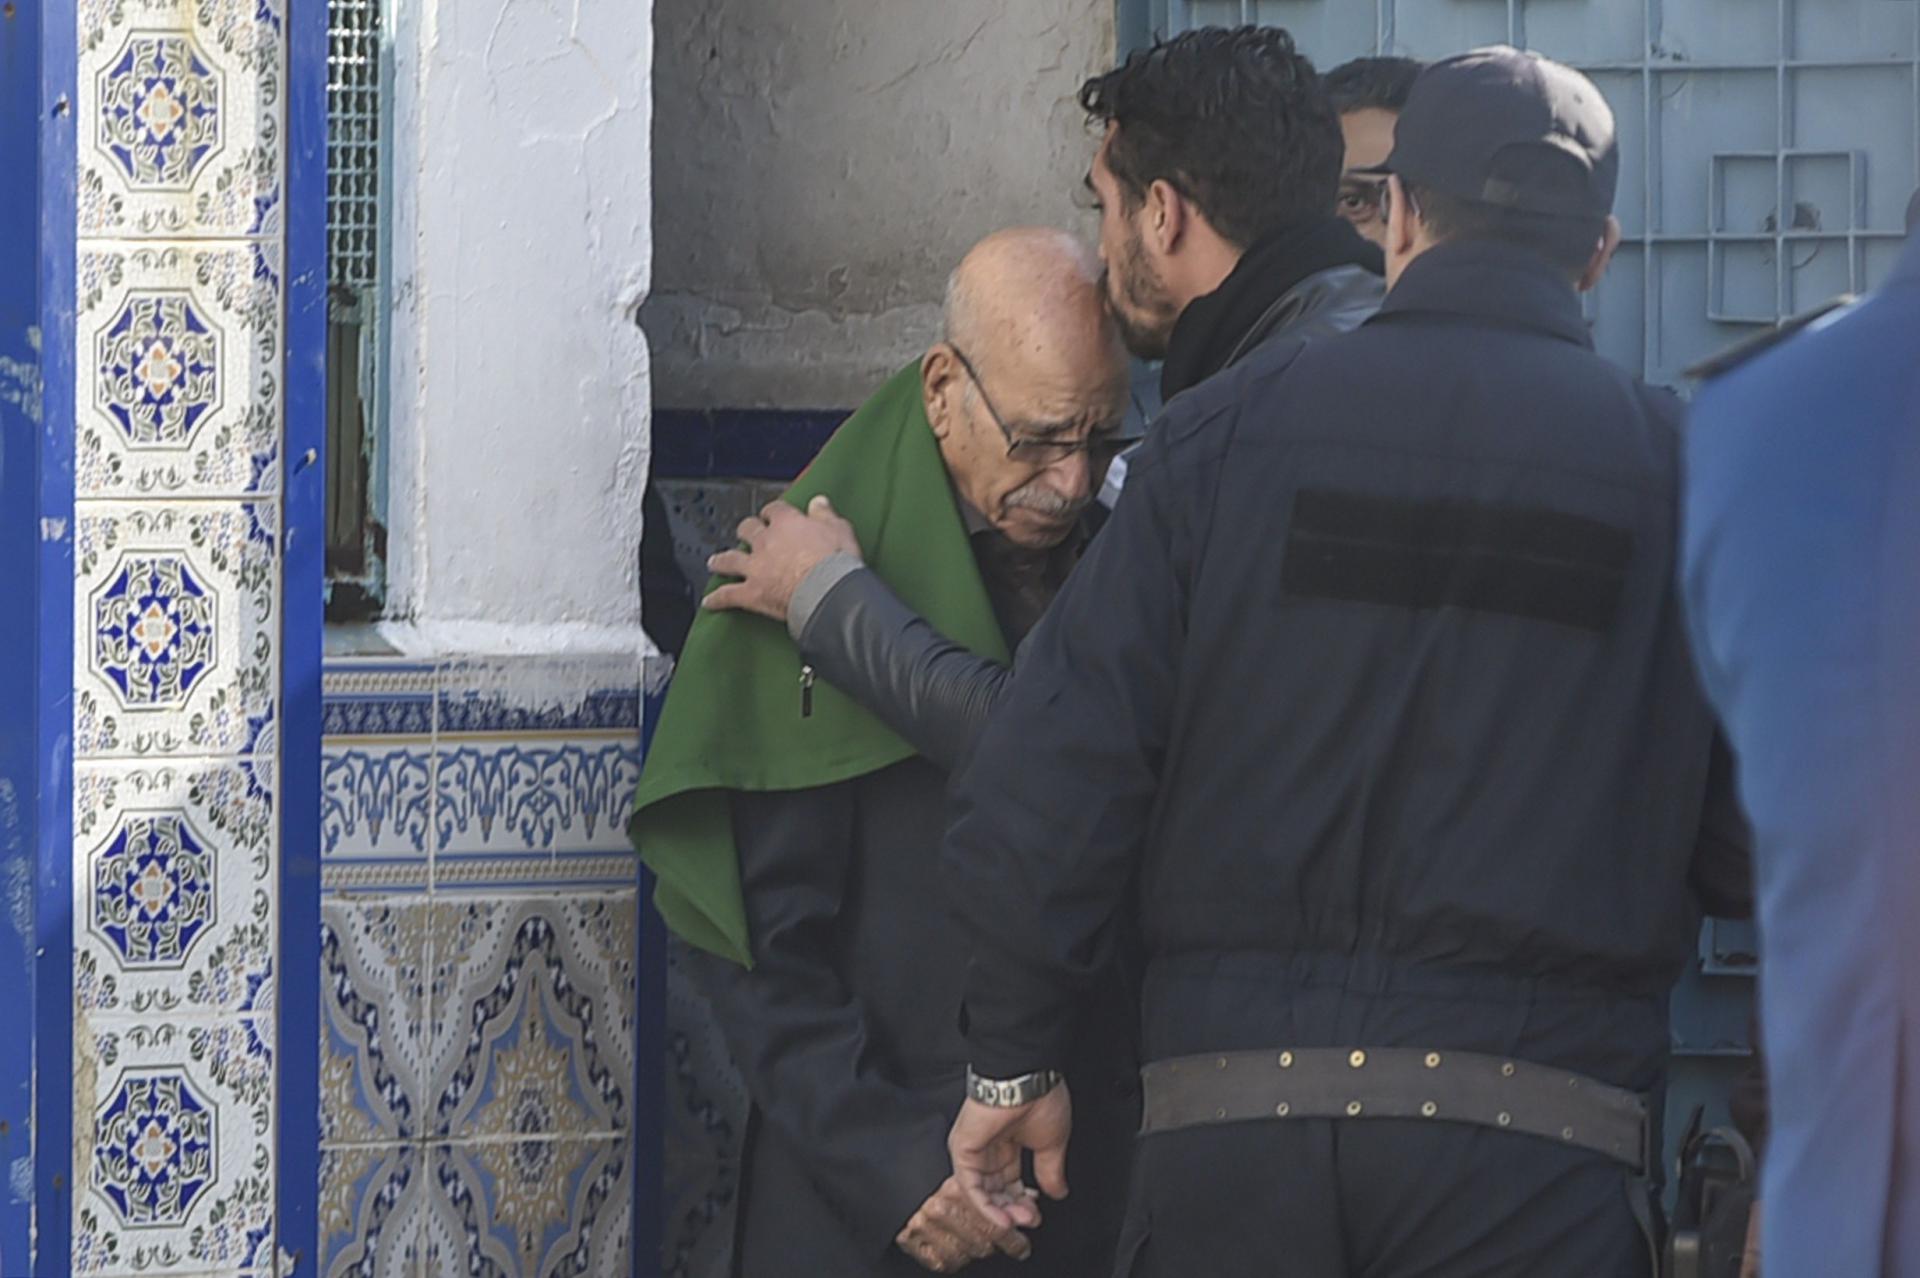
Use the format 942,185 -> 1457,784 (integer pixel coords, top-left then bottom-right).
317,1145 -> 424,1278
434,736 -> 640,861
323,661 -> 436,737
423,1139 -> 631,1278
322,743 -> 433,863
77,242 -> 281,497
77,0 -> 285,239
321,901 -> 430,1145
75,759 -> 275,1018
436,659 -> 643,736
431,853 -> 636,894
74,1017 -> 275,1276
425,896 -> 636,1142
75,500 -> 278,760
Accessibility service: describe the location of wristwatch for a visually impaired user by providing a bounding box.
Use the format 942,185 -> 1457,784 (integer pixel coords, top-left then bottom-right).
966,1067 -> 1064,1108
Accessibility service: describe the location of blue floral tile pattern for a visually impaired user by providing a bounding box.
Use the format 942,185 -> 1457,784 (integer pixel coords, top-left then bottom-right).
96,33 -> 224,189
424,1139 -> 631,1278
91,813 -> 216,966
92,553 -> 218,708
319,1145 -> 424,1278
75,1018 -> 276,1276
75,501 -> 278,759
434,737 -> 641,862
94,1070 -> 218,1226
78,0 -> 284,238
75,760 -> 275,1019
77,243 -> 281,498
98,291 -> 221,445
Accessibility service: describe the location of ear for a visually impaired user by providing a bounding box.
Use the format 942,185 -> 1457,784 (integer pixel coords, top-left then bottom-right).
922,344 -> 961,441
1577,216 -> 1625,293
1145,178 -> 1188,257
1386,174 -> 1419,260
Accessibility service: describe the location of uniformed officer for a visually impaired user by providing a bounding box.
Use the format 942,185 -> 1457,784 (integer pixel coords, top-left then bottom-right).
935,48 -> 1751,1278
1682,198 -> 1920,1276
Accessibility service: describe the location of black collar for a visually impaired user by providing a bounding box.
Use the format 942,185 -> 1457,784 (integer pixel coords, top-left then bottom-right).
1369,239 -> 1593,348
1161,215 -> 1383,401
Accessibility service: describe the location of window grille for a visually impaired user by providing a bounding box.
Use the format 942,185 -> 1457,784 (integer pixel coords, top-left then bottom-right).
325,0 -> 387,618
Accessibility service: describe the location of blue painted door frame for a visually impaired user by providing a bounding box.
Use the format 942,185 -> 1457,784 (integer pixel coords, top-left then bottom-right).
4,0 -> 325,1270
2,0 -> 52,1269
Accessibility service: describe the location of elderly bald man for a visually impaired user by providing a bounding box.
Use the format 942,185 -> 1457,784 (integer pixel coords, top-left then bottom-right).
680,228 -> 1136,1278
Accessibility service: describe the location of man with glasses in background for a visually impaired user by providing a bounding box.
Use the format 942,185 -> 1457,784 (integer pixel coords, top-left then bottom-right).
1324,55 -> 1425,247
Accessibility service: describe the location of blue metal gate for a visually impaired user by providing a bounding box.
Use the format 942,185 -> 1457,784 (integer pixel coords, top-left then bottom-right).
1129,0 -> 1920,386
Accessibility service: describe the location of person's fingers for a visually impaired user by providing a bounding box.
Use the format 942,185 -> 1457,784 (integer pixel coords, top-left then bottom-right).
953,1163 -> 1016,1232
734,515 -> 765,543
808,494 -> 835,516
989,1218 -> 1034,1260
701,583 -> 754,612
706,549 -> 751,578
760,499 -> 798,525
1033,1142 -> 1070,1202
927,1198 -> 994,1260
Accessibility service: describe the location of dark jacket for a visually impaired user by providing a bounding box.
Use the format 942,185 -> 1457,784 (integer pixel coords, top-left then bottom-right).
945,240 -> 1752,1097
789,217 -> 1385,771
689,526 -> 1135,1278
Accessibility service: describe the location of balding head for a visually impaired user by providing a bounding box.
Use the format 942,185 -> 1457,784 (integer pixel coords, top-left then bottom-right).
923,228 -> 1129,549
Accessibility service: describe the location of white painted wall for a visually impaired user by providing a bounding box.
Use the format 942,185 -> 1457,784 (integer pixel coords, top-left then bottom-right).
645,0 -> 1117,409
383,0 -> 654,646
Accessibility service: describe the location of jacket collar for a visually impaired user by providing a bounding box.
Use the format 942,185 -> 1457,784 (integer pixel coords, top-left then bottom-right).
1370,239 -> 1594,348
1160,215 -> 1384,401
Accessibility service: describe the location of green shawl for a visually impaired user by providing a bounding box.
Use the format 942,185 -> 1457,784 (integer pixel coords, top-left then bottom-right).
629,361 -> 1011,966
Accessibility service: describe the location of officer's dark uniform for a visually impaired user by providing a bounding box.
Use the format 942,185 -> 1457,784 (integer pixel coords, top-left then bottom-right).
945,50 -> 1750,1278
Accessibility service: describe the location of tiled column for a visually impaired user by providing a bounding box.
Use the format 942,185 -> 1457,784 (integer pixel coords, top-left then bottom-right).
317,656 -> 644,1277
70,0 -> 286,1272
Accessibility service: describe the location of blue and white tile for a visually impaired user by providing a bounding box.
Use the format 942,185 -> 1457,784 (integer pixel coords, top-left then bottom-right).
324,660 -> 437,737
436,657 -> 643,736
77,0 -> 285,240
318,1144 -> 424,1278
75,500 -> 279,760
75,758 -> 275,1019
423,895 -> 637,1142
322,737 -> 434,890
75,1016 -> 275,1277
433,736 -> 640,869
76,242 -> 281,498
321,900 -> 431,1145
423,1139 -> 631,1278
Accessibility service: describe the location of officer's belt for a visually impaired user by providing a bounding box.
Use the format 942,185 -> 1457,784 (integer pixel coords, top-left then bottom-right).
1140,1047 -> 1648,1173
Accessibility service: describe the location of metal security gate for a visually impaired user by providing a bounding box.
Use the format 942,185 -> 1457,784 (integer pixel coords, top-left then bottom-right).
1132,0 -> 1920,386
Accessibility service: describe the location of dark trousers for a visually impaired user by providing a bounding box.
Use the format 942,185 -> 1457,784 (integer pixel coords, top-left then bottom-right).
1114,1118 -> 1654,1278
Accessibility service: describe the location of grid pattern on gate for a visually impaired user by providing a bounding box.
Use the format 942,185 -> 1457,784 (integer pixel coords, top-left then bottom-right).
326,0 -> 380,295
1145,0 -> 1920,385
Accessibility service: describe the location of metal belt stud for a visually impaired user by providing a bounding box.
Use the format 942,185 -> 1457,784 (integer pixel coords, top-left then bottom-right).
1501,1062 -> 1516,1078
1425,1052 -> 1441,1068
1276,1102 -> 1290,1116
1562,1126 -> 1576,1141
1279,1052 -> 1294,1068
1497,1111 -> 1513,1127
1217,1057 -> 1229,1070
1421,1101 -> 1438,1117
1346,1101 -> 1364,1116
1350,1050 -> 1367,1068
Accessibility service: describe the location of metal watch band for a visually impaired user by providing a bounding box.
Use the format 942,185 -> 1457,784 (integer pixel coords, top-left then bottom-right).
966,1068 -> 1064,1108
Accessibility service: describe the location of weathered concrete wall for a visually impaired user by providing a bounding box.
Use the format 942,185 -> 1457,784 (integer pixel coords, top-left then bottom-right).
646,0 -> 1117,409
384,0 -> 655,641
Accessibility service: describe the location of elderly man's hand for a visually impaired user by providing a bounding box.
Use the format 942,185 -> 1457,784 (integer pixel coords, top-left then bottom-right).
894,1176 -> 1034,1273
703,496 -> 863,624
